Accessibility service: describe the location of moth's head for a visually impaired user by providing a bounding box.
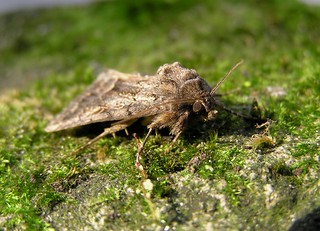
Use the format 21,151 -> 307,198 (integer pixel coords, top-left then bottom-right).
192,97 -> 219,121
193,60 -> 244,121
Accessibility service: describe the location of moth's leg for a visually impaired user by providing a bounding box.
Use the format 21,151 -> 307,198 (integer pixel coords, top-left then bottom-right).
148,113 -> 176,129
70,123 -> 130,156
147,111 -> 190,154
164,131 -> 182,154
135,128 -> 153,171
165,111 -> 190,153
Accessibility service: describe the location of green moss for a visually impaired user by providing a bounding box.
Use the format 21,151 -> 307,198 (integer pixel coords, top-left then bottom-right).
1,0 -> 320,229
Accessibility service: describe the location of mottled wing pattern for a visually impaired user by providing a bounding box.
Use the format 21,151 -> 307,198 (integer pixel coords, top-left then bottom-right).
45,70 -> 177,132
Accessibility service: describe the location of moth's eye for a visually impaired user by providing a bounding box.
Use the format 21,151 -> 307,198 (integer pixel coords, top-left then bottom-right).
208,110 -> 218,120
193,101 -> 203,112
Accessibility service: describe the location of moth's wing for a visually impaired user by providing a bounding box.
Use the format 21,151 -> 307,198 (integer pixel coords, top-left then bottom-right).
45,70 -> 176,132
45,70 -> 117,132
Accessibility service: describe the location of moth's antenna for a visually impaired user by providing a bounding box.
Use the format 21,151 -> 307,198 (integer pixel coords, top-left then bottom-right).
210,60 -> 243,95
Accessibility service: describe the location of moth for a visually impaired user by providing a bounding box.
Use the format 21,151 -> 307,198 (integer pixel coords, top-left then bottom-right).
45,61 -> 254,165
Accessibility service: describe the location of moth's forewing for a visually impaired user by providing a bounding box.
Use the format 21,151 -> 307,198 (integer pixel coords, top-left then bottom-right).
45,72 -> 115,132
45,70 -> 177,132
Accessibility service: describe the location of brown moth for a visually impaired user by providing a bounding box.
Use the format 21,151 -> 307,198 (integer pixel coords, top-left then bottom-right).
45,61 -> 252,165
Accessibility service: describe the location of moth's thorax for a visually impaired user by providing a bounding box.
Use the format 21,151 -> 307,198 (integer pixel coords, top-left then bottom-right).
157,62 -> 212,98
157,62 -> 199,82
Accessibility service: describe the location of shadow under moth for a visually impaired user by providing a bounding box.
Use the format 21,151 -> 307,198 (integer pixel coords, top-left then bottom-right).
45,61 -> 260,168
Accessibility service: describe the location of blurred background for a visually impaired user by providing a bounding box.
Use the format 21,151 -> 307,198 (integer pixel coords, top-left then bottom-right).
1,0 -> 320,92
0,0 -> 319,14
0,0 -> 90,13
